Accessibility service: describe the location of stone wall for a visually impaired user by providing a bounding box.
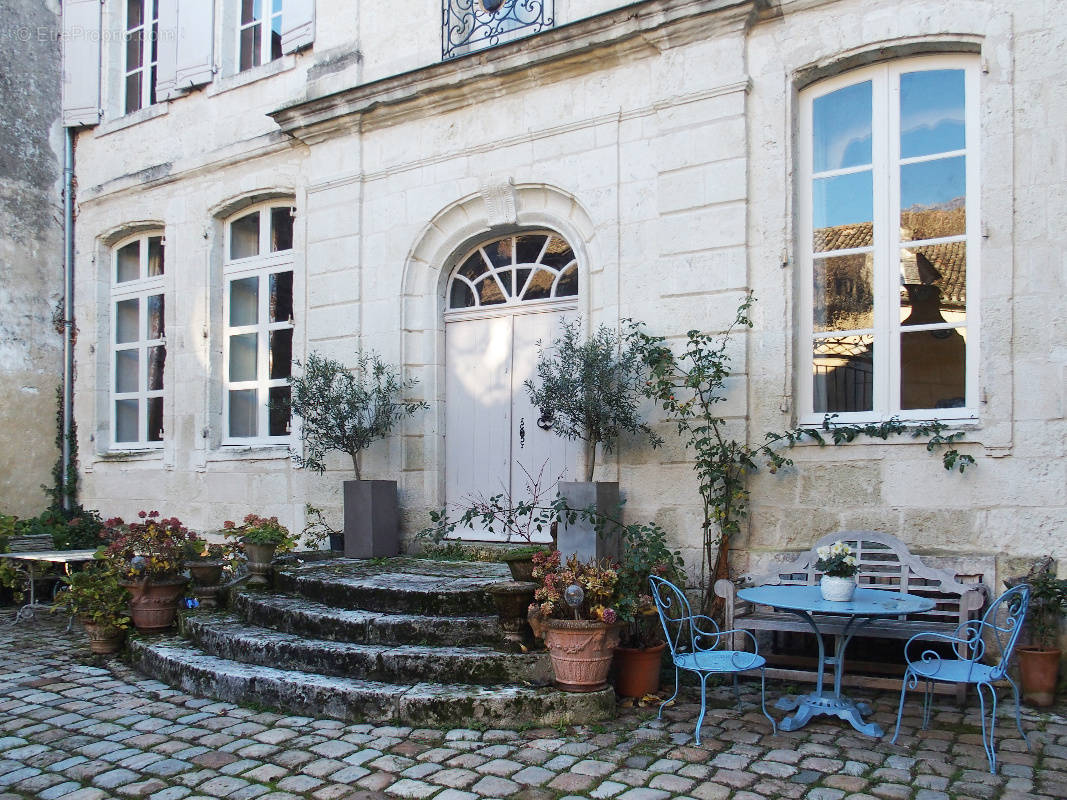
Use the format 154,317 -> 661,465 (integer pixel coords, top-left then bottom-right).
0,0 -> 64,516
69,0 -> 1066,589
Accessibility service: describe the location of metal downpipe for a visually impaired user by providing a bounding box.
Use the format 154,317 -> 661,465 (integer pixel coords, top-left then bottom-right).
62,127 -> 75,510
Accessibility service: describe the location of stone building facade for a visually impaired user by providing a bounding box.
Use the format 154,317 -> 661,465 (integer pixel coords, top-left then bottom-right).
0,0 -> 64,516
63,0 -> 1066,589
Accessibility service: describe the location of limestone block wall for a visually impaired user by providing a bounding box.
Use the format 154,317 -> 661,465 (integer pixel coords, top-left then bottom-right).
0,0 -> 64,516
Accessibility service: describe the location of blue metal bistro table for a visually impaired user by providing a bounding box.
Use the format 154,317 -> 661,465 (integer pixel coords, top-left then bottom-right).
737,585 -> 934,737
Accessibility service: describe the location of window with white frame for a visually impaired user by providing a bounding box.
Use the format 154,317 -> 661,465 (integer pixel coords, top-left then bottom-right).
798,55 -> 979,424
112,233 -> 166,447
238,0 -> 283,71
124,0 -> 159,114
224,203 -> 295,444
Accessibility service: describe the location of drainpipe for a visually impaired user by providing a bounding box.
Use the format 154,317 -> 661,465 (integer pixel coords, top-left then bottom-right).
62,128 -> 75,510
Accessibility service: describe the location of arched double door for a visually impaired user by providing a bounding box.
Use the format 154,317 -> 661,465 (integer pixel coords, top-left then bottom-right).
444,231 -> 581,541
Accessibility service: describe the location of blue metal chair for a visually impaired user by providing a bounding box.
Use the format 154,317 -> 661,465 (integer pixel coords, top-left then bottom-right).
891,583 -> 1030,774
649,575 -> 776,743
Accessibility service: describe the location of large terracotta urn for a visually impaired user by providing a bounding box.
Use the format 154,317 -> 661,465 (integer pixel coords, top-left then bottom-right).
541,619 -> 621,692
122,576 -> 188,633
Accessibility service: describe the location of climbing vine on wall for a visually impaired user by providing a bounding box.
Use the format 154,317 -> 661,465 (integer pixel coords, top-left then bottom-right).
626,293 -> 975,613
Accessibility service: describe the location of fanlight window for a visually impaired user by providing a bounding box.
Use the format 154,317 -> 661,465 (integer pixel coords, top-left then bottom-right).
447,232 -> 578,310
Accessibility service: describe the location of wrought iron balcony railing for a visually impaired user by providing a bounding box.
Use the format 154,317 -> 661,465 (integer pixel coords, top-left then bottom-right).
442,0 -> 554,61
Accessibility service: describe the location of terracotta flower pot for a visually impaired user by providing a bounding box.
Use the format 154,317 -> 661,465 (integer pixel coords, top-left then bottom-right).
122,576 -> 188,633
1018,647 -> 1061,707
613,642 -> 666,698
82,621 -> 125,655
542,619 -> 621,692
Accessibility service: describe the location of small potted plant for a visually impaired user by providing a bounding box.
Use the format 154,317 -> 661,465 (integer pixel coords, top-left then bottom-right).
1015,560 -> 1067,707
287,350 -> 428,559
528,550 -> 623,692
223,514 -> 296,586
612,522 -> 685,698
184,536 -> 228,608
524,320 -> 661,562
53,563 -> 130,654
99,511 -> 194,633
815,540 -> 859,601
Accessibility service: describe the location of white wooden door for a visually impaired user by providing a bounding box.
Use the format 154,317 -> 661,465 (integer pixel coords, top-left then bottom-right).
444,308 -> 579,542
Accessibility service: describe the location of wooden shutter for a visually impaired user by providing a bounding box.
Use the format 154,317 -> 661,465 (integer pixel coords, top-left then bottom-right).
158,0 -> 215,100
61,0 -> 102,127
281,0 -> 315,54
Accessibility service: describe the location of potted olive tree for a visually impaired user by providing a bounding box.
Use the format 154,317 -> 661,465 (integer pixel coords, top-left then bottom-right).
287,350 -> 428,559
524,320 -> 660,561
1015,560 -> 1067,707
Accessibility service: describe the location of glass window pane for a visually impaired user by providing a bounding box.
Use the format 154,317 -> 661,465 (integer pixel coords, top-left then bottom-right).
555,265 -> 578,297
147,345 -> 165,391
272,0 -> 282,13
229,390 -> 258,438
901,69 -> 965,159
115,399 -> 139,443
813,253 -> 874,332
116,349 -> 139,393
269,271 -> 293,322
229,333 -> 258,382
147,236 -> 164,276
269,329 -> 293,379
900,243 -> 966,325
522,269 -> 554,301
125,73 -> 143,115
457,253 -> 487,281
147,294 -> 164,339
477,275 -> 506,305
115,298 -> 140,343
812,336 -> 874,413
116,241 -> 140,283
270,22 -> 282,61
239,25 -> 256,71
901,329 -> 966,410
483,239 -> 512,269
539,237 -> 574,270
449,280 -> 475,309
812,171 -> 873,245
241,0 -> 257,24
270,207 -> 293,251
900,156 -> 965,242
515,235 -> 546,265
268,386 -> 290,437
812,81 -> 872,172
230,277 -> 259,326
147,397 -> 164,442
126,30 -> 144,68
127,0 -> 144,29
230,212 -> 260,259
515,268 -> 531,295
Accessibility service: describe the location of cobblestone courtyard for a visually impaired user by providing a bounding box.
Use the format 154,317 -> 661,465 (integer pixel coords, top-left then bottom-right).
1,615 -> 1065,800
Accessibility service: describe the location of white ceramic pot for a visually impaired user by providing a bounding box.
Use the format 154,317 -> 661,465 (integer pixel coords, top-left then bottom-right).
820,574 -> 857,602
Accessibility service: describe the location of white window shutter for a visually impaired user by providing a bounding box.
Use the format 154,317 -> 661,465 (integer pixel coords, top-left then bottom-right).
61,0 -> 102,127
155,0 -> 179,100
281,0 -> 315,54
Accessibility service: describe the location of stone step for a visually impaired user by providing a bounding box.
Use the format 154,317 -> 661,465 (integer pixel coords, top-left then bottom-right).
182,614 -> 552,685
273,557 -> 509,615
130,638 -> 615,727
230,590 -> 501,647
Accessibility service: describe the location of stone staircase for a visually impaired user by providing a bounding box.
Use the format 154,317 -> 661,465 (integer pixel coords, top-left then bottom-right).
130,557 -> 615,727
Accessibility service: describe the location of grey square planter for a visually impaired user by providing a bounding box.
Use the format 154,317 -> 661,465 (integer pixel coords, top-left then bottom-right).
556,481 -> 621,563
343,479 -> 399,559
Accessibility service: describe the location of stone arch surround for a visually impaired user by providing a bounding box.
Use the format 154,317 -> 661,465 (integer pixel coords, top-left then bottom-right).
399,182 -> 598,505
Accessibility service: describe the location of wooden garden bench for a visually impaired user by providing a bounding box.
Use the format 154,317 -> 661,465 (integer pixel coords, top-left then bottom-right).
714,530 -> 988,702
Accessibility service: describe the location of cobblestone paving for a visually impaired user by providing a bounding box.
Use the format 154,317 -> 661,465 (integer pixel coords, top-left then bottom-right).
1,615 -> 1065,799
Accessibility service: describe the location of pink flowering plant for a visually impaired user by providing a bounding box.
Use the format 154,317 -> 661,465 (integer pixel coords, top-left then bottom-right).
530,550 -> 622,624
99,511 -> 196,580
222,514 -> 297,552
